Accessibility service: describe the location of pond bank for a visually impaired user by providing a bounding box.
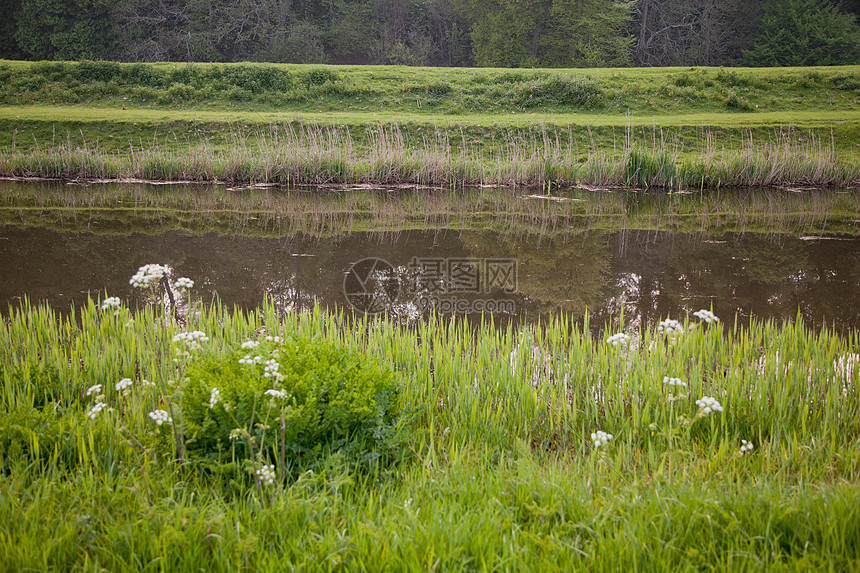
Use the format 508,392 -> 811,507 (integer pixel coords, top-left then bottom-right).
2,126 -> 858,189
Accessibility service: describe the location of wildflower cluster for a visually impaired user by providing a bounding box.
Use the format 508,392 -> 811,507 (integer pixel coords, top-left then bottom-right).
209,388 -> 221,409
239,354 -> 263,365
115,378 -> 133,394
696,396 -> 723,415
101,297 -> 121,310
86,384 -> 102,397
606,333 -> 631,348
256,464 -> 277,486
740,439 -> 754,454
263,359 -> 280,378
173,331 -> 209,350
148,409 -> 172,426
241,340 -> 259,350
174,277 -> 194,289
591,430 -> 614,448
658,319 -> 684,336
694,309 -> 720,324
663,376 -> 687,388
88,402 -> 106,419
129,264 -> 168,288
265,335 -> 282,343
265,389 -> 288,400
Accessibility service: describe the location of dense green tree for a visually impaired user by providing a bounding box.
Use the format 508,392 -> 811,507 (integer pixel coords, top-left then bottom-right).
0,0 -> 23,60
740,0 -> 860,66
5,0 -> 858,66
458,0 -> 634,67
257,21 -> 328,63
14,0 -> 117,60
325,1 -> 377,63
543,0 -> 634,67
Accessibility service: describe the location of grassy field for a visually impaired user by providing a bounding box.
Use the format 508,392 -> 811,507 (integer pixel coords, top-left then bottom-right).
0,60 -> 859,187
2,293 -> 859,570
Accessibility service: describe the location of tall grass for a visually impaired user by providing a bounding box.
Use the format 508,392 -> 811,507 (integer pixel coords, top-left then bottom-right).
2,294 -> 859,569
2,123 -> 858,189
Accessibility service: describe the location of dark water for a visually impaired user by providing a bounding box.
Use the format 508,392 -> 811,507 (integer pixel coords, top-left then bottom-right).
2,219 -> 859,331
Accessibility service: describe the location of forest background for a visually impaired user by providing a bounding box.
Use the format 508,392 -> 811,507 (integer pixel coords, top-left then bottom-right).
1,0 -> 859,68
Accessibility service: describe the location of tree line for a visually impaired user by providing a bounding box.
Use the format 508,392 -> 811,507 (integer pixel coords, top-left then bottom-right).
1,0 -> 858,67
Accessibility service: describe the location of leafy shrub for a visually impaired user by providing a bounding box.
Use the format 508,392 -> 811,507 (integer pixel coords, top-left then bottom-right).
831,73 -> 860,91
674,73 -> 694,87
74,61 -> 121,83
30,61 -> 70,80
725,90 -> 755,111
517,75 -> 604,109
122,64 -> 169,88
220,65 -> 292,94
169,65 -> 201,86
715,69 -> 750,88
303,68 -> 340,87
167,83 -> 198,102
180,333 -> 403,474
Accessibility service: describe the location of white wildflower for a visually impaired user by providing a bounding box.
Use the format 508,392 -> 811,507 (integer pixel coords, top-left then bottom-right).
606,333 -> 631,348
115,378 -> 133,393
695,396 -> 724,415
263,359 -> 280,378
173,330 -> 209,350
591,430 -> 614,448
740,439 -> 754,454
658,319 -> 684,336
229,428 -> 244,441
265,389 -> 288,400
86,384 -> 103,397
663,376 -> 687,388
129,264 -> 169,288
265,335 -> 282,343
209,388 -> 221,409
256,464 -> 277,486
141,379 -> 156,388
174,277 -> 194,289
238,354 -> 263,365
101,297 -> 121,310
693,309 -> 720,324
148,409 -> 172,426
87,402 -> 106,419
241,340 -> 259,350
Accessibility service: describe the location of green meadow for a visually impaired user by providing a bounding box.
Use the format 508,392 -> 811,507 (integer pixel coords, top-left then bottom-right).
2,293 -> 859,570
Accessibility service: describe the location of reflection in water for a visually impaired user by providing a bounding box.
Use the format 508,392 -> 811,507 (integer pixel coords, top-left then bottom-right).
2,225 -> 859,332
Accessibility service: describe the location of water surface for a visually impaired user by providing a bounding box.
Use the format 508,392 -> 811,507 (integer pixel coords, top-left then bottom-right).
2,180 -> 859,331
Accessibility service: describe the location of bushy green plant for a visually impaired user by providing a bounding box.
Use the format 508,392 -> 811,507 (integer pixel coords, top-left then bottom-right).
180,333 -> 402,474
831,73 -> 860,91
517,75 -> 604,109
122,63 -> 169,88
74,60 -> 121,83
302,68 -> 340,87
220,65 -> 292,94
725,90 -> 755,111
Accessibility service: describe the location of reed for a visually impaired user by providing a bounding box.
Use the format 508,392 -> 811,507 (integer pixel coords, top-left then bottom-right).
1,292 -> 858,570
2,123 -> 858,189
